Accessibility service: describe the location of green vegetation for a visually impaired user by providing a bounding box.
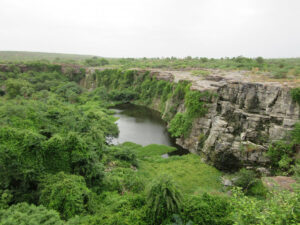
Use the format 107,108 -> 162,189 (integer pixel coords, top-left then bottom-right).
84,57 -> 109,67
230,188 -> 300,225
0,51 -> 94,63
291,87 -> 300,105
2,51 -> 300,80
147,175 -> 183,224
191,69 -> 210,77
0,62 -> 299,224
93,69 -> 213,138
182,194 -> 232,225
105,56 -> 300,79
266,121 -> 300,175
0,203 -> 64,225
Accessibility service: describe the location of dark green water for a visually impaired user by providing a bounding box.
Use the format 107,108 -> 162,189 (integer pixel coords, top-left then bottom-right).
110,104 -> 189,155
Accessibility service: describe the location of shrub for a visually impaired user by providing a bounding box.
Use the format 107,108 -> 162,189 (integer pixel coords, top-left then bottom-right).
55,82 -> 82,102
147,175 -> 183,224
247,180 -> 268,198
292,160 -> 300,181
103,168 -> 145,193
67,215 -> 102,225
108,89 -> 138,102
39,172 -> 92,219
230,187 -> 300,225
273,69 -> 288,79
85,57 -> 109,67
292,122 -> 300,144
5,78 -> 33,98
168,113 -> 192,138
111,147 -> 139,167
0,127 -> 45,203
0,190 -> 12,210
182,193 -> 232,225
267,141 -> 294,174
191,70 -> 210,77
233,168 -> 257,191
291,88 -> 300,105
255,57 -> 264,64
185,91 -> 210,117
0,202 -> 63,225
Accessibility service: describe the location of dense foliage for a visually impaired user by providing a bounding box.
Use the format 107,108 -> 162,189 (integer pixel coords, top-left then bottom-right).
146,175 -> 183,224
84,57 -> 109,67
0,62 -> 299,225
104,56 -> 300,79
93,69 -> 213,138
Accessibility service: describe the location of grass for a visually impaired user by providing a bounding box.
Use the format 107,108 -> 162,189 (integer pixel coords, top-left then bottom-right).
191,70 -> 210,77
122,143 -> 222,195
0,51 -> 95,63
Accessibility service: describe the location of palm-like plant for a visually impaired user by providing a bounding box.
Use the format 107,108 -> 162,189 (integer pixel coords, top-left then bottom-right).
147,175 -> 183,224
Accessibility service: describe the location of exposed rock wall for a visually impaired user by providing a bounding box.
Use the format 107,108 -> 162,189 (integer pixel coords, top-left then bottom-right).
82,68 -> 300,170
143,70 -> 299,170
177,81 -> 299,170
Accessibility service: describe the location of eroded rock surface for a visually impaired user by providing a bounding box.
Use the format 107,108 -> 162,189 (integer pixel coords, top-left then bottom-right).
149,69 -> 299,170
78,67 -> 300,170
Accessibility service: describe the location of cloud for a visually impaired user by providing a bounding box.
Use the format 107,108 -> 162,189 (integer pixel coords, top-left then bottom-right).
0,0 -> 299,58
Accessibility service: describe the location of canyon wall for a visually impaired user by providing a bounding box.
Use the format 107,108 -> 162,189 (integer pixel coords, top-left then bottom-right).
85,68 -> 299,171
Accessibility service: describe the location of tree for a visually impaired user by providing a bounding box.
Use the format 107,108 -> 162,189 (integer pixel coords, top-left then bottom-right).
0,202 -> 63,225
146,175 -> 183,224
5,78 -> 32,98
182,193 -> 232,225
39,172 -> 92,219
255,56 -> 264,64
84,57 -> 109,67
0,127 -> 45,203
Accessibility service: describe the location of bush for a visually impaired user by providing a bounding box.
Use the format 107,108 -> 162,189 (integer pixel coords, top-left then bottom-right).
182,193 -> 232,225
247,180 -> 268,198
39,172 -> 92,219
292,122 -> 300,144
103,168 -> 145,193
108,89 -> 138,102
255,57 -> 264,64
168,113 -> 192,138
0,202 -> 63,225
191,70 -> 210,77
233,168 -> 257,191
267,141 -> 294,174
146,175 -> 183,224
273,69 -> 288,79
185,91 -> 210,117
230,187 -> 300,225
85,57 -> 109,67
291,88 -> 300,105
5,78 -> 33,98
0,127 -> 45,203
111,147 -> 139,167
0,190 -> 12,210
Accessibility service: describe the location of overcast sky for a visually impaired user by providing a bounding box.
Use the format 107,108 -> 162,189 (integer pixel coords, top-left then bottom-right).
0,0 -> 299,58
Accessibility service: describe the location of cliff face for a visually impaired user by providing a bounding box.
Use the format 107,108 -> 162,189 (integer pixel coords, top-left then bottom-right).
82,68 -> 300,171
138,70 -> 299,170
177,80 -> 299,170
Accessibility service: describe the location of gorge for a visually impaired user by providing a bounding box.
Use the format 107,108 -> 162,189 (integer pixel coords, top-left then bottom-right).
82,67 -> 300,171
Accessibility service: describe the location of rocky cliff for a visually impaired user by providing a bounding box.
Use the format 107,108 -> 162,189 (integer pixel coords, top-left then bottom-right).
180,79 -> 298,170
88,68 -> 300,171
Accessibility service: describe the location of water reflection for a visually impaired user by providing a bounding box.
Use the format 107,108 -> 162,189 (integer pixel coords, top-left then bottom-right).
110,103 -> 189,156
111,103 -> 174,146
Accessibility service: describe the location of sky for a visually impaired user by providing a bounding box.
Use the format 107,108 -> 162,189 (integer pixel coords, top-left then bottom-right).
0,0 -> 299,58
